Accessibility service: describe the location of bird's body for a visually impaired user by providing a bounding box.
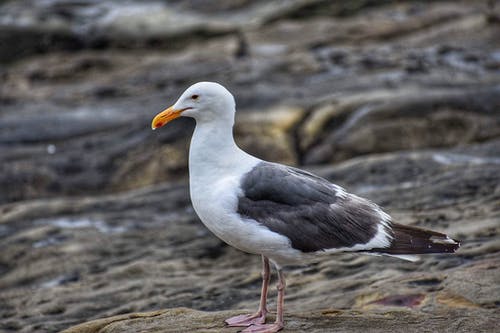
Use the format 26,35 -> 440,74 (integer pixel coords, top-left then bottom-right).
152,82 -> 460,333
187,121 -> 318,266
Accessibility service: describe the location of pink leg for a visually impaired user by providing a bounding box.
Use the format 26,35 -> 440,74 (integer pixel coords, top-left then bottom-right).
225,256 -> 271,327
241,269 -> 285,333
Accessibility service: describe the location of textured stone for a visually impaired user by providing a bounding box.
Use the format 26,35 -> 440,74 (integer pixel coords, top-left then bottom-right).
299,87 -> 500,164
235,106 -> 305,165
0,141 -> 498,332
61,307 -> 499,333
0,1 -> 499,333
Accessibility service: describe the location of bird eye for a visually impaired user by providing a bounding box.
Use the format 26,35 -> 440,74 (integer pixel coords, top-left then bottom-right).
191,94 -> 199,100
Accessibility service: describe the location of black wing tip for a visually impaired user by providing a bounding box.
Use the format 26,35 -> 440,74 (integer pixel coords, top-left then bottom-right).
429,235 -> 461,253
372,223 -> 461,255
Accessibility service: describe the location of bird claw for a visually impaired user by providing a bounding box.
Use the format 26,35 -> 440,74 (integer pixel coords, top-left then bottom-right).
225,313 -> 266,327
240,322 -> 284,333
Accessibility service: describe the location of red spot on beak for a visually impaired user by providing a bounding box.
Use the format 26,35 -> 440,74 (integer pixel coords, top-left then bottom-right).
155,121 -> 164,128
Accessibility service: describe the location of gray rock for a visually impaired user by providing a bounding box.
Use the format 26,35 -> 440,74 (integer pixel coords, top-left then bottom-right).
299,86 -> 500,164
60,307 -> 500,333
0,1 -> 499,332
0,141 -> 498,332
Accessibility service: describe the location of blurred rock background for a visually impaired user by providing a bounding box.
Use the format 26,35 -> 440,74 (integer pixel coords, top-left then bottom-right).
0,0 -> 499,332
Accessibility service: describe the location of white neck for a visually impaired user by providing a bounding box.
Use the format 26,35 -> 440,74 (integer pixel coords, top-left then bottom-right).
188,119 -> 259,186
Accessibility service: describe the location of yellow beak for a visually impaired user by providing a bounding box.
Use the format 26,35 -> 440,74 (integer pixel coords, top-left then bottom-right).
151,106 -> 184,130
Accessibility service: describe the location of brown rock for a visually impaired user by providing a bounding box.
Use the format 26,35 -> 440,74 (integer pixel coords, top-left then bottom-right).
235,106 -> 305,165
61,307 -> 499,333
300,87 -> 500,164
0,1 -> 499,333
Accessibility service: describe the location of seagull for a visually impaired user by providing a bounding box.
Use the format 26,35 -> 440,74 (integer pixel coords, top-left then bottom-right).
151,82 -> 460,333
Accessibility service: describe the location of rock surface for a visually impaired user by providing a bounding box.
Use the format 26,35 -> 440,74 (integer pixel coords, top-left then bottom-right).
0,1 -> 499,332
59,307 -> 498,333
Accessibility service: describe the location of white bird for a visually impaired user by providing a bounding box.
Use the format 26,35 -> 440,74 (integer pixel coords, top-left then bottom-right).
151,82 -> 459,333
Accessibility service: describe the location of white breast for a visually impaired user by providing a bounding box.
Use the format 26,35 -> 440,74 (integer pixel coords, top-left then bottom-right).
190,173 -> 301,266
190,157 -> 298,262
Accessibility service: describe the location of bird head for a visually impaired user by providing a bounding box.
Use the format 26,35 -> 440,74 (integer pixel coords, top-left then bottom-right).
151,82 -> 236,130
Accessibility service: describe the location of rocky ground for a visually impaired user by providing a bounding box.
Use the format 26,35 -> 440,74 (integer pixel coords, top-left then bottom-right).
0,0 -> 499,332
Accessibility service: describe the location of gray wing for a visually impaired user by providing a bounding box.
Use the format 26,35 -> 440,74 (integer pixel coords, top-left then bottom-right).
237,162 -> 387,252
